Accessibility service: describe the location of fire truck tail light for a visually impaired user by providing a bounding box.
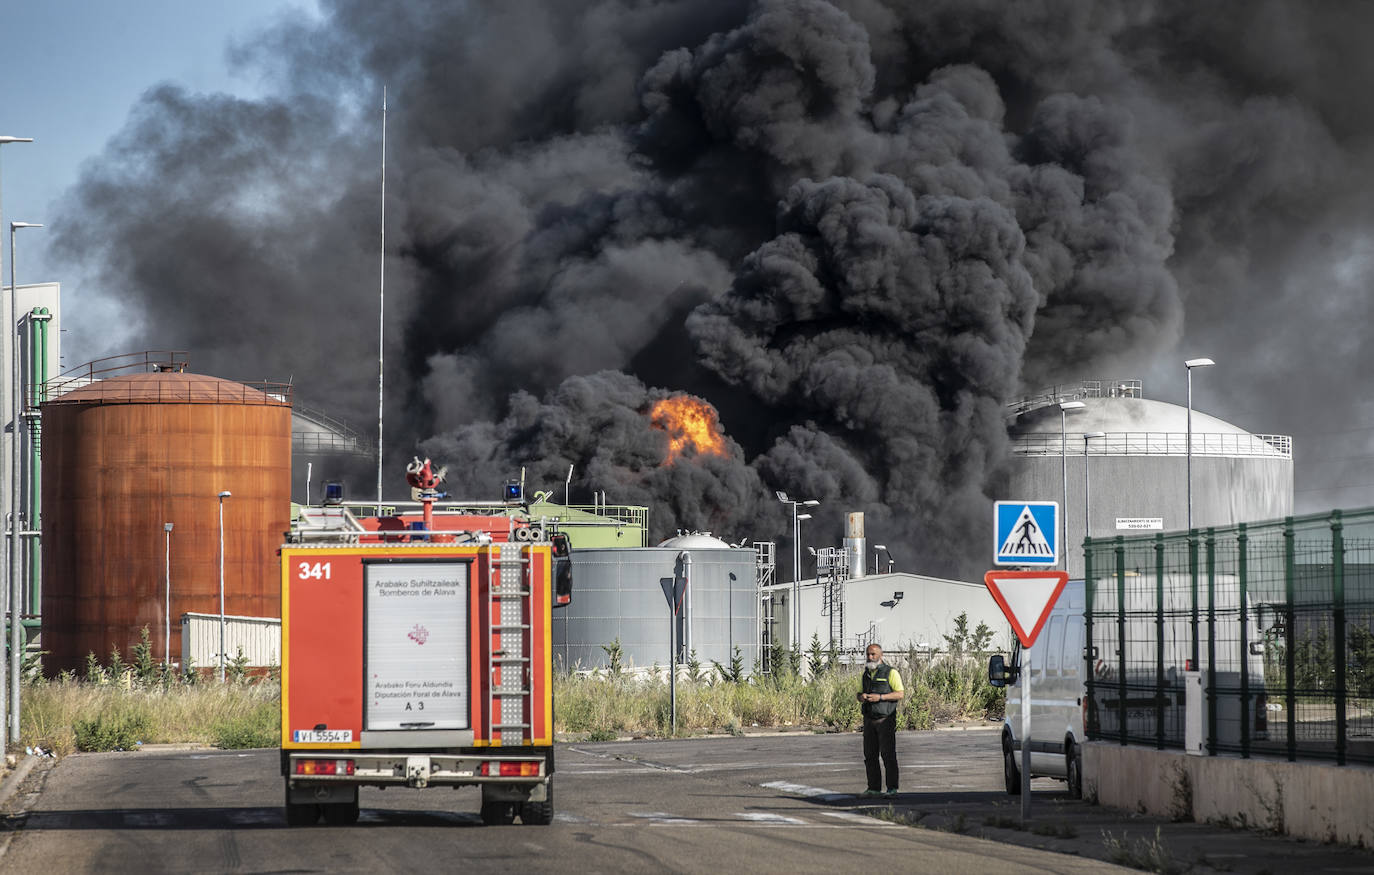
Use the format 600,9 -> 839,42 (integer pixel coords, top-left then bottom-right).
295,759 -> 355,776
480,760 -> 539,777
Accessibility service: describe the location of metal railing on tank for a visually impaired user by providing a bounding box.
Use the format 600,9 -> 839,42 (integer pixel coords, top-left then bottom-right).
1083,508 -> 1374,766
1011,431 -> 1292,459
42,350 -> 291,407
1006,379 -> 1144,417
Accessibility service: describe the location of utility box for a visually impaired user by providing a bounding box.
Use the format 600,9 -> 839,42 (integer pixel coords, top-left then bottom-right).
1184,671 -> 1204,755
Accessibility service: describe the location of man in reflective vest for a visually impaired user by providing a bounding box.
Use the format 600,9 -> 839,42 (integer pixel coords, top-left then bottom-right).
857,643 -> 904,796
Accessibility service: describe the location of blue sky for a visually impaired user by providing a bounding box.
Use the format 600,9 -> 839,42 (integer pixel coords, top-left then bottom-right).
1,1 -> 318,359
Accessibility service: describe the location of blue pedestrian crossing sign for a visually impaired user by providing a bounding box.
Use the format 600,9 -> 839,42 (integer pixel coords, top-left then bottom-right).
994,501 -> 1059,566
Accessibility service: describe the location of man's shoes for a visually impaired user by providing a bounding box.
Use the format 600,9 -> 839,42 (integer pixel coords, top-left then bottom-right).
860,789 -> 881,797
883,789 -> 899,796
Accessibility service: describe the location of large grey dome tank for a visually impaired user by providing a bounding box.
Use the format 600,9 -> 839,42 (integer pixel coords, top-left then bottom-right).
553,536 -> 758,673
1006,380 -> 1293,578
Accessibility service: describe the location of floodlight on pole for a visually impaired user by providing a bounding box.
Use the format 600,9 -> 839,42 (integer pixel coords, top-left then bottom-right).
775,491 -> 820,647
1058,401 -> 1086,570
217,491 -> 232,682
1184,358 -> 1215,532
164,522 -> 174,665
1082,432 -> 1106,544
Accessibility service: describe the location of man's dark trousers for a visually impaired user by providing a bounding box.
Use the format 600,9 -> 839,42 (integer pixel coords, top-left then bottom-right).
863,713 -> 898,792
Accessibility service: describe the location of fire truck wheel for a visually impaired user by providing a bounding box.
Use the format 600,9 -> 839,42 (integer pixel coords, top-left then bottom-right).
480,800 -> 517,825
284,785 -> 320,827
321,796 -> 360,826
521,784 -> 554,825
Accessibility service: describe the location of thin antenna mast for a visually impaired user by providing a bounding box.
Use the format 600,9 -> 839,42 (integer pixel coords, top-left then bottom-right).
377,87 -> 387,515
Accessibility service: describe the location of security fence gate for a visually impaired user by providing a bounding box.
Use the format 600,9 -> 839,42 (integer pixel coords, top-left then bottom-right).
1084,509 -> 1374,765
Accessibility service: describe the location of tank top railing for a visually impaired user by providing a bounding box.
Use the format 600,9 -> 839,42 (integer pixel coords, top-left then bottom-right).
1009,432 -> 1292,459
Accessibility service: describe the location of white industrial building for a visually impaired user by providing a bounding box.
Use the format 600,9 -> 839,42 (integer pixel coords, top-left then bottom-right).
762,570 -> 1012,656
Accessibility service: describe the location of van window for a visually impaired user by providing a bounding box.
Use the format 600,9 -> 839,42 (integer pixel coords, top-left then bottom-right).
1046,616 -> 1065,673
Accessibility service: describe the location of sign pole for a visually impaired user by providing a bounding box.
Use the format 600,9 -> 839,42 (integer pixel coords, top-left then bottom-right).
670,599 -> 677,736
1021,649 -> 1032,822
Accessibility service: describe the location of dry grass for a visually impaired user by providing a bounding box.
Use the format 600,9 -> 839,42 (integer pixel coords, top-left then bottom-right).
21,678 -> 280,755
554,659 -> 1002,738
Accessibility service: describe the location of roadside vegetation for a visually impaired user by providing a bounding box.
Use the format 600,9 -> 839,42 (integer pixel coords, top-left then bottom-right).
15,615 -> 1004,754
555,613 -> 1004,739
19,628 -> 280,756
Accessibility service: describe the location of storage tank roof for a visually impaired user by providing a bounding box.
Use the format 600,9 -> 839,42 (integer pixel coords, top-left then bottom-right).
45,372 -> 291,407
1010,397 -> 1248,436
657,533 -> 733,549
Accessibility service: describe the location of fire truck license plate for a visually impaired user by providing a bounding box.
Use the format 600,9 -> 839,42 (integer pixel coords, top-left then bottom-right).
293,729 -> 353,743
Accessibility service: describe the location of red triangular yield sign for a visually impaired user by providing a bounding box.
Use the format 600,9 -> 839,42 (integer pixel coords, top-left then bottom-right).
983,570 -> 1069,648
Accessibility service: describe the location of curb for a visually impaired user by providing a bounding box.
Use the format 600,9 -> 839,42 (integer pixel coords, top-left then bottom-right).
0,756 -> 42,809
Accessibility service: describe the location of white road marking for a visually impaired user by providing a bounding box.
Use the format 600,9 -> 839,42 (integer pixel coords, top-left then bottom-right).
760,780 -> 850,802
734,812 -> 806,824
821,811 -> 898,827
628,811 -> 697,824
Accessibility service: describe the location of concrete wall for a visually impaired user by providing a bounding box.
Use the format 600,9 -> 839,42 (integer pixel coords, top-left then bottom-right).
1085,742 -> 1374,846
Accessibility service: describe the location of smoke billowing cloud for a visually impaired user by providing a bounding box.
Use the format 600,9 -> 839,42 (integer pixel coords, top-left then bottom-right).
52,0 -> 1374,575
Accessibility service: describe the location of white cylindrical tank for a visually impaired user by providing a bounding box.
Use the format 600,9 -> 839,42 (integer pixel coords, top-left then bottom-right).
843,512 -> 867,578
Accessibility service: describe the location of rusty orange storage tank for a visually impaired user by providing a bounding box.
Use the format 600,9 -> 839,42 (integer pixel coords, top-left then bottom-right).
41,370 -> 291,674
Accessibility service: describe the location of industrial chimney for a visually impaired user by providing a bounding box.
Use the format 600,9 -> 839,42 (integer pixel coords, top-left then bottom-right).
843,512 -> 867,578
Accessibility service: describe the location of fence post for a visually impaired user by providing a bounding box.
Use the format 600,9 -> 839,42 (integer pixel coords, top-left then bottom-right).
1155,533 -> 1165,750
1284,516 -> 1296,762
1332,510 -> 1346,766
1206,528 -> 1217,756
1116,535 -> 1127,746
1085,535 -> 1095,740
1237,523 -> 1249,759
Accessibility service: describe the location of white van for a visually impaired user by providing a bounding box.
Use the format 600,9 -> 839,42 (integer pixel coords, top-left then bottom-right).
988,576 -> 1270,798
988,579 -> 1088,798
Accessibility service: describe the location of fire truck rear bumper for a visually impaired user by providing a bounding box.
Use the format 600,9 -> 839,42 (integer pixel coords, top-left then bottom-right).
286,752 -> 549,794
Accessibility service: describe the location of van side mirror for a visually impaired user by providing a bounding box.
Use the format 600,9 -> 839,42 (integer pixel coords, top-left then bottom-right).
988,654 -> 1015,687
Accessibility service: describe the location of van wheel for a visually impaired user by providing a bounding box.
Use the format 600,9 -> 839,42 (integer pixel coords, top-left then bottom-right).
1066,741 -> 1083,800
1002,736 -> 1021,796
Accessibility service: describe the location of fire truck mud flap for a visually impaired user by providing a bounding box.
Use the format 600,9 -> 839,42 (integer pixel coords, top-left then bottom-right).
288,783 -> 357,805
481,778 -> 548,803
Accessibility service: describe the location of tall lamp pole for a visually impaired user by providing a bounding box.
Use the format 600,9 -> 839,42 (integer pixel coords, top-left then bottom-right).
1184,358 -> 1215,532
217,491 -> 232,682
873,544 -> 894,574
164,522 -> 174,666
1059,401 -> 1086,569
775,491 -> 819,648
9,221 -> 40,739
0,136 -> 33,748
1083,432 -> 1106,547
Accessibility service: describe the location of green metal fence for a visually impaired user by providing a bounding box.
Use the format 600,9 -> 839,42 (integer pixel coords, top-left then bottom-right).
1084,508 -> 1374,765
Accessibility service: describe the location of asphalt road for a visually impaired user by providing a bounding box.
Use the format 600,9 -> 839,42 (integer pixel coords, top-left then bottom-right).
0,728 -> 1127,874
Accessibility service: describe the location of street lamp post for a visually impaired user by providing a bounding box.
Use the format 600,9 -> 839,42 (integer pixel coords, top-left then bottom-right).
1059,401 -> 1086,569
1083,432 -> 1106,546
164,522 -> 174,666
0,135 -> 33,751
775,491 -> 819,648
1184,358 -> 1215,532
8,221 -> 40,739
217,491 -> 232,682
874,543 -> 894,574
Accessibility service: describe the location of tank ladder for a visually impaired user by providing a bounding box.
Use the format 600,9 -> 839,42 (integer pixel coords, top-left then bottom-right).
487,544 -> 532,745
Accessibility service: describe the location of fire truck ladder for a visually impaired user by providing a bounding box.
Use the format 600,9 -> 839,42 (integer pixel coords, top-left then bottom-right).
488,544 -> 532,744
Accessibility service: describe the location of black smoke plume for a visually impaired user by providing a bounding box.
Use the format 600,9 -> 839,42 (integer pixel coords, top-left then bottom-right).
52,0 -> 1374,575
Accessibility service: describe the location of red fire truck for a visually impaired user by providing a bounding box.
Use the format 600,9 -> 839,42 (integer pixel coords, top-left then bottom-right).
279,522 -> 571,826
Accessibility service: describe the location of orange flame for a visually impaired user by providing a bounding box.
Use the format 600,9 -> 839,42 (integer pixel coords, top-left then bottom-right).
650,396 -> 728,462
